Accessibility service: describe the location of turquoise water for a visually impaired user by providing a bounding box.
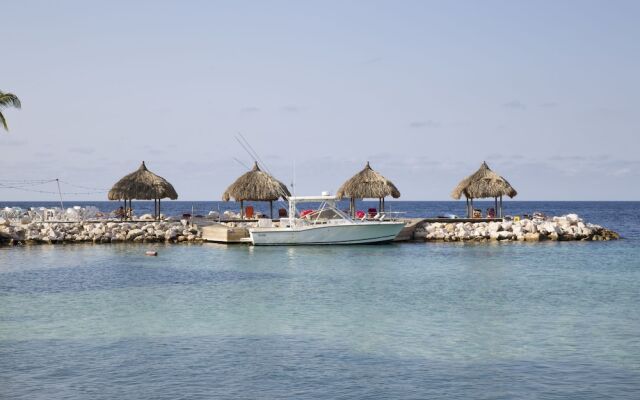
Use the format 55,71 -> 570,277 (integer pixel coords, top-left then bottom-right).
1,202 -> 640,399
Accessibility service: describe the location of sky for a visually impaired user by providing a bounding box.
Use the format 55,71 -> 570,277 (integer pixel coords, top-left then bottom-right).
1,0 -> 639,201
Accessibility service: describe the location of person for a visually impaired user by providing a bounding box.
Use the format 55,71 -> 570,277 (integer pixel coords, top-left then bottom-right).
115,206 -> 125,220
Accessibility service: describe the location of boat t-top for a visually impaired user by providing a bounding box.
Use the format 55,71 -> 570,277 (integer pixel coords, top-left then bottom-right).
248,194 -> 405,245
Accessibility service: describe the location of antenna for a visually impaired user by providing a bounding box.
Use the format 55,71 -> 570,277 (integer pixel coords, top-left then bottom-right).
238,132 -> 273,176
234,133 -> 289,200
55,179 -> 65,209
232,157 -> 251,170
234,136 -> 256,164
292,160 -> 296,198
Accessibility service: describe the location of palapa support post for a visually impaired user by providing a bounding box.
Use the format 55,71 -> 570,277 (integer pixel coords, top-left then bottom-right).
240,200 -> 244,219
158,198 -> 161,220
495,197 -> 498,219
382,197 -> 385,212
499,195 -> 503,218
270,200 -> 273,219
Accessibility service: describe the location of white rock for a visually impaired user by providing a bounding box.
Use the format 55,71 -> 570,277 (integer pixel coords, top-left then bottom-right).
512,225 -> 522,236
92,228 -> 105,237
488,222 -> 501,232
566,214 -> 580,224
126,229 -> 144,240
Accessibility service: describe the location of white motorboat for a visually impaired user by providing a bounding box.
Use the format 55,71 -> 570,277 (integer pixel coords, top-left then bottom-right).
248,195 -> 405,245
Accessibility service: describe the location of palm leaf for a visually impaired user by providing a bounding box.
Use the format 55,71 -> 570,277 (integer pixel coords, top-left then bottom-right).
0,111 -> 7,130
0,92 -> 21,109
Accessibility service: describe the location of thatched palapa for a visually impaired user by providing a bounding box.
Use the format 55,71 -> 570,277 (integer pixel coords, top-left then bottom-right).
108,161 -> 178,219
451,161 -> 516,218
222,162 -> 291,218
336,161 -> 400,215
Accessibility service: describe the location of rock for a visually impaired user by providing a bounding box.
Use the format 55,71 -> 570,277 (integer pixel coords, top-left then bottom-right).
414,228 -> 427,240
497,231 -> 513,240
566,214 -> 580,224
600,228 -> 620,240
126,229 -> 144,240
488,222 -> 501,233
0,218 -> 10,226
164,229 -> 178,240
524,232 -> 540,241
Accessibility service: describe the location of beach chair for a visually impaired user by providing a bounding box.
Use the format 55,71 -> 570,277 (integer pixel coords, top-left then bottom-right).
245,206 -> 254,219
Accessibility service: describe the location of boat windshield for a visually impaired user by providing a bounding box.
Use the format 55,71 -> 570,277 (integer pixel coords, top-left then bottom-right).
291,200 -> 353,225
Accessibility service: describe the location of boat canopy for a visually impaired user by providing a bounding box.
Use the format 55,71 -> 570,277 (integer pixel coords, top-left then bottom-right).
288,195 -> 337,203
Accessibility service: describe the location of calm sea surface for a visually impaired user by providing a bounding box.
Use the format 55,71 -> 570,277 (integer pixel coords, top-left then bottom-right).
1,201 -> 639,399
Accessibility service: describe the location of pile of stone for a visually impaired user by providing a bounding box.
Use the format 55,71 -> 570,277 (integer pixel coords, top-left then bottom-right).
0,219 -> 203,245
413,214 -> 619,242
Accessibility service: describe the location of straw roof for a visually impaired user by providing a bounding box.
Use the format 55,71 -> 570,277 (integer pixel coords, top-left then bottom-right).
222,162 -> 291,202
336,161 -> 401,199
451,161 -> 517,200
108,161 -> 178,200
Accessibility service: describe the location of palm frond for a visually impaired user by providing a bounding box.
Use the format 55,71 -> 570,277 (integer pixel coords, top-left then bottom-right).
0,111 -> 7,130
0,92 -> 21,109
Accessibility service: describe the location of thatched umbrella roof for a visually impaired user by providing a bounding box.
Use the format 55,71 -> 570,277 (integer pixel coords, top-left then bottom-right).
451,161 -> 517,200
336,161 -> 401,199
222,162 -> 291,202
108,161 -> 178,200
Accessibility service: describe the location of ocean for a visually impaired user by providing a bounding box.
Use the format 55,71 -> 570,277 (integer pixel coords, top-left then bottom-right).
1,201 -> 639,399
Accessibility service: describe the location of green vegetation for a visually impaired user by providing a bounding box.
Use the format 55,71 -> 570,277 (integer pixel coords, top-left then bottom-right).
0,91 -> 21,131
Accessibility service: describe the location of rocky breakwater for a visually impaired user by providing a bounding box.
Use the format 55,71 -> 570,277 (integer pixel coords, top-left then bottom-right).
414,214 -> 620,242
0,219 -> 203,245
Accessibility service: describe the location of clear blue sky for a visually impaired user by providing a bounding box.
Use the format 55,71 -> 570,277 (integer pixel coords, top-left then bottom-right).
2,0 -> 638,200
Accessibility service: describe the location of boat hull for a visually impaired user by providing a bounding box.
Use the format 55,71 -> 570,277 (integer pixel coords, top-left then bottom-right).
249,222 -> 405,245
